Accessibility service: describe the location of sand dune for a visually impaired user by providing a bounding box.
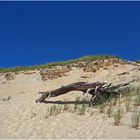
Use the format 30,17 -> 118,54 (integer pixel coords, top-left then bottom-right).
0,61 -> 140,139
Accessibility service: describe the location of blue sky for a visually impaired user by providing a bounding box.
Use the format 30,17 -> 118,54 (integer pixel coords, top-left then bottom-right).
0,2 -> 140,68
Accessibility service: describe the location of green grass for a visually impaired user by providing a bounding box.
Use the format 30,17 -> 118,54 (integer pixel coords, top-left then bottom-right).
136,60 -> 140,63
0,55 -> 117,73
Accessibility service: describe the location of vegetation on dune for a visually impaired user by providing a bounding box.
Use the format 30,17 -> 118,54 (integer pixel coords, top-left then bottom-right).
40,86 -> 140,130
1,54 -> 140,129
114,106 -> 123,126
0,55 -> 117,73
136,60 -> 140,63
131,111 -> 140,129
0,96 -> 11,102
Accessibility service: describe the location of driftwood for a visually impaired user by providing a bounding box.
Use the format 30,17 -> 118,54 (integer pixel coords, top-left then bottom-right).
36,80 -> 134,103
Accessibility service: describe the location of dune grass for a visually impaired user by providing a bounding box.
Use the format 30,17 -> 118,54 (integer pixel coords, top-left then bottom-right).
29,85 -> 140,131
114,106 -> 123,126
0,55 -> 117,73
136,60 -> 140,63
131,111 -> 140,129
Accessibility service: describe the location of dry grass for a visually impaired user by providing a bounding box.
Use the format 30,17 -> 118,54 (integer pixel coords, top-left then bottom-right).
106,103 -> 113,117
99,103 -> 106,113
131,111 -> 140,129
111,97 -> 118,106
1,96 -> 11,102
28,86 -> 140,131
134,94 -> 140,107
78,104 -> 87,115
113,106 -> 123,126
125,97 -> 131,112
73,97 -> 80,112
63,104 -> 70,112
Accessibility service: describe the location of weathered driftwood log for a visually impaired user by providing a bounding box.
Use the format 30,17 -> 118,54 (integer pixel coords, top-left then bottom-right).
36,80 -> 134,103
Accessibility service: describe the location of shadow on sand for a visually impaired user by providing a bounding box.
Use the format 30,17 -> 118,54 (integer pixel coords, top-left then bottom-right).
43,100 -> 91,105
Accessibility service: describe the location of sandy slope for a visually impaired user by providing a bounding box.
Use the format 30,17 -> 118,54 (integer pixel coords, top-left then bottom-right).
0,63 -> 140,139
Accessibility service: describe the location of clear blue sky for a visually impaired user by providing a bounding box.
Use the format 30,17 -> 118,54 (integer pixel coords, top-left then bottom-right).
0,2 -> 140,68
